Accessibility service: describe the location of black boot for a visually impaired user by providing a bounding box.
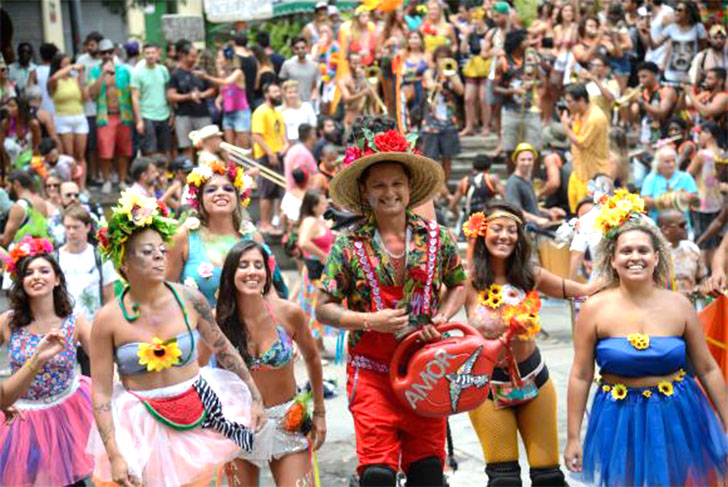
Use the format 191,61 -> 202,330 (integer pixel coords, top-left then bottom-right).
530,466 -> 568,487
485,461 -> 522,487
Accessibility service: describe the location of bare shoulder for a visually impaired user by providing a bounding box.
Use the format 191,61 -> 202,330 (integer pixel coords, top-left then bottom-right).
658,289 -> 693,312
581,287 -> 617,312
170,225 -> 189,247
273,298 -> 307,326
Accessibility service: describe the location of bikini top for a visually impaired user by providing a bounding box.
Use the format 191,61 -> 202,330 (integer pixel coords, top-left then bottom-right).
244,301 -> 294,372
115,329 -> 199,375
596,335 -> 685,377
113,282 -> 199,375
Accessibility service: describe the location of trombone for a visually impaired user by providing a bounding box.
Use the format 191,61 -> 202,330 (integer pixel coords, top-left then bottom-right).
220,142 -> 287,188
362,65 -> 388,114
614,84 -> 643,108
427,58 -> 458,105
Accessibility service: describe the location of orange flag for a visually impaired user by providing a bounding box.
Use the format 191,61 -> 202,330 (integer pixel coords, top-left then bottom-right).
699,295 -> 728,380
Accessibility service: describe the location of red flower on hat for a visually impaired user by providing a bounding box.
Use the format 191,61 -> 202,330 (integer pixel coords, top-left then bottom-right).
157,201 -> 170,217
343,146 -> 364,166
374,130 -> 409,153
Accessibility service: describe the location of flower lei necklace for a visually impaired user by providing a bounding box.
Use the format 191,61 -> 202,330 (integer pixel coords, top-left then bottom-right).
478,283 -> 542,340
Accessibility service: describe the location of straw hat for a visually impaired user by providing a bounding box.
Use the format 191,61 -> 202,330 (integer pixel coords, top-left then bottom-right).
329,130 -> 444,214
189,124 -> 223,149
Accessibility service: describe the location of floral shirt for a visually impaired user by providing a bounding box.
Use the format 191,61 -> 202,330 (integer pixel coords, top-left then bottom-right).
319,211 -> 466,363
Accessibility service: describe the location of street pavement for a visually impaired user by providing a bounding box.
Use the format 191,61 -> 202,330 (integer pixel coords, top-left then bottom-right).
0,277 -> 590,487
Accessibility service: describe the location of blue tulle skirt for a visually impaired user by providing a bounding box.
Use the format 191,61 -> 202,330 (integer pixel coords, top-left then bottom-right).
579,376 -> 727,486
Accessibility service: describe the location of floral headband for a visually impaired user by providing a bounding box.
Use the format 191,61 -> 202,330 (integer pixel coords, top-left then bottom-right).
186,159 -> 254,209
2,236 -> 54,278
97,191 -> 178,270
463,210 -> 523,239
594,189 -> 646,239
341,129 -> 419,167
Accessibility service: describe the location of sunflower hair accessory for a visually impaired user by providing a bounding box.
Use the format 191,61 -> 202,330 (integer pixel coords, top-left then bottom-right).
2,236 -> 55,278
594,189 -> 646,239
97,191 -> 178,270
186,159 -> 254,209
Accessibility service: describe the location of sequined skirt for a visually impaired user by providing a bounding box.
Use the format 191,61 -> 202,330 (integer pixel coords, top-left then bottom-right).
243,398 -> 310,467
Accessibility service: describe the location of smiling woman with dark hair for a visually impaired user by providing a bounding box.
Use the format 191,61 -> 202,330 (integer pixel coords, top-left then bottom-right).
462,200 -> 597,487
0,237 -> 95,487
216,240 -> 325,487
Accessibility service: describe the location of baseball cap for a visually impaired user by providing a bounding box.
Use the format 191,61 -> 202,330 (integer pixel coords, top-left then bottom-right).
98,39 -> 114,52
315,1 -> 328,10
494,2 -> 510,14
328,5 -> 340,16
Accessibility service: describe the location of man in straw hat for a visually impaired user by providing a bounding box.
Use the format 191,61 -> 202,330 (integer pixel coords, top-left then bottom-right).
316,120 -> 466,487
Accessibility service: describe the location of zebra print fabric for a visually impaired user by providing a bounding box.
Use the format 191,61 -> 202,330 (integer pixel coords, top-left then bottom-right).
193,378 -> 254,452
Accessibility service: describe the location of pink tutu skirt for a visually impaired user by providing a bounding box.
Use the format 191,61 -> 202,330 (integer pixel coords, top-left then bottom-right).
0,374 -> 95,487
88,366 -> 269,487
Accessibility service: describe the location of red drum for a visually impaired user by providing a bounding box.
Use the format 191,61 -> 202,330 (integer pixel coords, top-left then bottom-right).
390,322 -> 508,418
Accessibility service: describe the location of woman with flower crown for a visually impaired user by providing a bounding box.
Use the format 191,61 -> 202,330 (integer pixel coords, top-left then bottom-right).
462,200 -> 599,487
565,190 -> 728,487
166,156 -> 288,367
0,236 -> 95,487
87,191 -> 269,487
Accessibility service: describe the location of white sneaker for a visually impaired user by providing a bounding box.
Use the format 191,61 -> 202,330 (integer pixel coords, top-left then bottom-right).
101,181 -> 112,194
119,181 -> 128,191
272,215 -> 280,227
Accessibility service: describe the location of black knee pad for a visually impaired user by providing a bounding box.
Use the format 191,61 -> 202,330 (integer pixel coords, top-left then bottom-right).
485,461 -> 522,487
530,466 -> 568,487
360,464 -> 397,487
405,456 -> 443,487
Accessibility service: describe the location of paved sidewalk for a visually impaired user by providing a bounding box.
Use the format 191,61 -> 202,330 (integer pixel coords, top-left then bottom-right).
0,292 -> 590,487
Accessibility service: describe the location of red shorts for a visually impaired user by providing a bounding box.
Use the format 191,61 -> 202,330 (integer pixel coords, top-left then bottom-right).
96,114 -> 132,159
347,364 -> 446,475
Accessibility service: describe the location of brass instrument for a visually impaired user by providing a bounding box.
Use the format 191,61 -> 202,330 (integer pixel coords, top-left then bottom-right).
427,58 -> 458,105
358,64 -> 388,115
220,142 -> 287,188
523,47 -> 541,114
614,84 -> 643,108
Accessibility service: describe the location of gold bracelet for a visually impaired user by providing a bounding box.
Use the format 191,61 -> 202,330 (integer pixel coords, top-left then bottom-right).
22,357 -> 42,374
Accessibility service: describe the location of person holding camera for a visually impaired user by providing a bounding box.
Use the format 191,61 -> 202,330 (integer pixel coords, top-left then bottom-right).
87,39 -> 134,194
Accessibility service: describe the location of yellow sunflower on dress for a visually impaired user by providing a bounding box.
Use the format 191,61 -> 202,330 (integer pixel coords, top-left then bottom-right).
642,390 -> 653,398
658,381 -> 674,397
675,369 -> 686,382
602,384 -> 612,392
611,384 -> 628,400
137,337 -> 183,372
627,333 -> 650,350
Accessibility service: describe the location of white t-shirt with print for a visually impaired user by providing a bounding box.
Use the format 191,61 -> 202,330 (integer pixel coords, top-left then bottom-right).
57,244 -> 118,321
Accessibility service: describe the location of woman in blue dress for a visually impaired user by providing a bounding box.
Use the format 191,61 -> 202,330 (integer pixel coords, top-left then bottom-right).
565,191 -> 727,486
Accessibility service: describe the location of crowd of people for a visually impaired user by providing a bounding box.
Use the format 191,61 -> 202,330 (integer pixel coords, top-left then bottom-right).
0,0 -> 727,486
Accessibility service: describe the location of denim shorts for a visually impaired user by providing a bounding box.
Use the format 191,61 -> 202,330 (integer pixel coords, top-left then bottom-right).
222,109 -> 251,132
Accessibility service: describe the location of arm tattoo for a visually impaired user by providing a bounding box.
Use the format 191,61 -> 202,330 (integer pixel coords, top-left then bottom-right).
315,293 -> 346,328
93,402 -> 112,413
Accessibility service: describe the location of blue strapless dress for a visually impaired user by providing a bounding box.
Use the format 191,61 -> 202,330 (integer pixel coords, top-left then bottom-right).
579,336 -> 727,487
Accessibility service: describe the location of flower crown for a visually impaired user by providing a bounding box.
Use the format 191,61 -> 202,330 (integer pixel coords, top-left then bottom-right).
341,129 -> 419,167
97,191 -> 178,270
463,210 -> 523,239
2,236 -> 54,278
186,159 -> 254,209
594,189 -> 646,239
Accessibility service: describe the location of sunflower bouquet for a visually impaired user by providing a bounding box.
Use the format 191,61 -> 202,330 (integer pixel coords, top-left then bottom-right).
478,284 -> 542,339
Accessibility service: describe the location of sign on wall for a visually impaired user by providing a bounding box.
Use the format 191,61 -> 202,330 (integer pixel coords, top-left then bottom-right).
203,0 -> 274,22
161,14 -> 205,43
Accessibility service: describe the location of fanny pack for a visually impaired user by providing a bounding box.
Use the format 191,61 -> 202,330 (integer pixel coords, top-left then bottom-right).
130,386 -> 206,431
129,377 -> 254,452
489,349 -> 549,409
